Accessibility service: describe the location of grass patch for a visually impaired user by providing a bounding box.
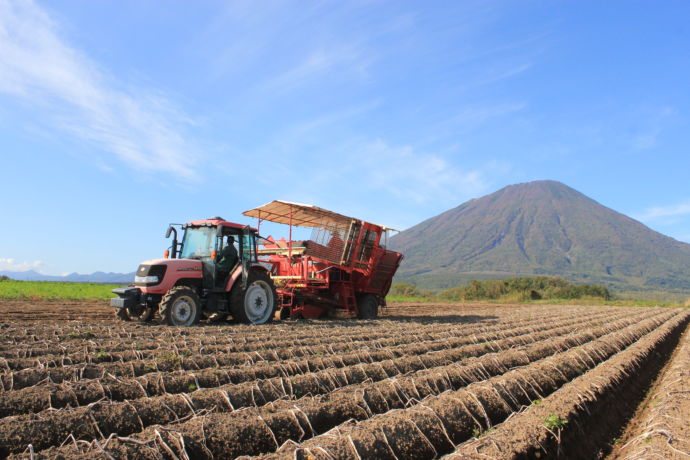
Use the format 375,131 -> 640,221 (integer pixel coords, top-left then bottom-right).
0,280 -> 124,300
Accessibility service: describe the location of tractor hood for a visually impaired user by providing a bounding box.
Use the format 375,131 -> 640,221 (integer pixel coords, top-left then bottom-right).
138,258 -> 203,274
134,258 -> 203,293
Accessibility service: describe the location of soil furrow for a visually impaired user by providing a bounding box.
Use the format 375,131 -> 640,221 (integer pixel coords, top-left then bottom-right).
0,310 -> 611,391
445,312 -> 690,460
8,310 -> 676,458
0,309 -> 645,417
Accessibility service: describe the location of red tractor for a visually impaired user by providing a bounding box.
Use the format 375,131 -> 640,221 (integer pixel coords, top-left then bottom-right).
111,201 -> 402,325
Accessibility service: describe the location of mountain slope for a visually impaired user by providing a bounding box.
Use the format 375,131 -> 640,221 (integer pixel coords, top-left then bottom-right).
390,180 -> 690,291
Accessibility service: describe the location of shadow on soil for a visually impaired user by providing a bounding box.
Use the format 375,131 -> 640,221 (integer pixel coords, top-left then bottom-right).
136,315 -> 500,329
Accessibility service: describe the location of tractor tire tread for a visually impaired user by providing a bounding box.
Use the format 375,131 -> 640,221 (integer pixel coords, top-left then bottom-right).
159,286 -> 202,326
230,270 -> 277,324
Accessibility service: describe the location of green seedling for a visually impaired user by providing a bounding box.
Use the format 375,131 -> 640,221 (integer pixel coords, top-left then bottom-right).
544,414 -> 568,430
472,427 -> 494,438
95,349 -> 109,360
157,352 -> 181,363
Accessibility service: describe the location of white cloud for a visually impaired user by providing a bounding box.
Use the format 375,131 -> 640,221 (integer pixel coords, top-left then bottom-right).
630,106 -> 676,151
0,0 -> 200,180
285,99 -> 381,136
261,45 -> 370,94
0,257 -> 44,272
357,139 -> 488,205
635,200 -> 690,221
449,103 -> 526,126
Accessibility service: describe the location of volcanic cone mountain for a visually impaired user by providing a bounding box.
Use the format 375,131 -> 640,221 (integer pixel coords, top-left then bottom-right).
390,180 -> 690,292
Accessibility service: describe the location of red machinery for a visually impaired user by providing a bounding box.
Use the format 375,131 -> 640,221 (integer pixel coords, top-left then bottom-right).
243,201 -> 403,319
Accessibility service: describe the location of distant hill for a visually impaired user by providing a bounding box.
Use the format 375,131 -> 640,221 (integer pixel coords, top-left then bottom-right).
389,180 -> 690,293
0,269 -> 134,284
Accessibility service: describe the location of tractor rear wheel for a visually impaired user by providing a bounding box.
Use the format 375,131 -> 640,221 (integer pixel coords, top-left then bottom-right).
357,294 -> 379,319
231,271 -> 277,324
160,286 -> 202,326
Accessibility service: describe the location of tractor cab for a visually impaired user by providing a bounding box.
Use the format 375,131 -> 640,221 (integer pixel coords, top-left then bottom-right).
172,218 -> 256,289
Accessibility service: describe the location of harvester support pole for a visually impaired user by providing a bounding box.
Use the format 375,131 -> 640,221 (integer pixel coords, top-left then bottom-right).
288,206 -> 293,273
257,210 -> 262,234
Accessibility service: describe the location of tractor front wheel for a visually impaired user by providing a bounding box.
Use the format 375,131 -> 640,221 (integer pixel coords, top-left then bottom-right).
159,286 -> 202,326
357,294 -> 379,319
231,271 -> 277,324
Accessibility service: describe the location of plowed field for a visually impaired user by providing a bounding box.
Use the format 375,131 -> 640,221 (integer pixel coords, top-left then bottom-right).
0,300 -> 688,459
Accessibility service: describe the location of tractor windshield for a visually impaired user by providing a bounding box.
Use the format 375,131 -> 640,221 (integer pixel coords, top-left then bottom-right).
180,227 -> 216,259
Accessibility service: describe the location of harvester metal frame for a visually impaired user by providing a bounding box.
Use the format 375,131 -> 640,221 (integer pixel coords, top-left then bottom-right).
244,200 -> 403,319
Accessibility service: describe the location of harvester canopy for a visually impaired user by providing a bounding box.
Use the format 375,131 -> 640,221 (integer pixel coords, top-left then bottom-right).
243,200 -> 354,228
243,200 -> 396,230
244,200 -> 395,267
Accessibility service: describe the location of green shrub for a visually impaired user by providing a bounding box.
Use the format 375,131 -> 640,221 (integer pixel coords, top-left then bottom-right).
433,276 -> 610,302
389,282 -> 421,297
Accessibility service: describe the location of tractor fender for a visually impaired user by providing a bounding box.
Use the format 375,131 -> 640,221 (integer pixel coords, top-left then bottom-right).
173,278 -> 202,290
224,263 -> 269,292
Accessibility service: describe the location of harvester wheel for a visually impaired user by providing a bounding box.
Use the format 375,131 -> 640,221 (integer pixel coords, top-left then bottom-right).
160,286 -> 202,326
357,294 -> 378,319
231,271 -> 277,324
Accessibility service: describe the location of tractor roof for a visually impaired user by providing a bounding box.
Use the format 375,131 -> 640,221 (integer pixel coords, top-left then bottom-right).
185,218 -> 256,232
243,200 -> 396,230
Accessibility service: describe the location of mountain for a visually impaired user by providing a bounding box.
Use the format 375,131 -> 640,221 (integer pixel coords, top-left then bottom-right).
0,270 -> 134,283
389,180 -> 690,292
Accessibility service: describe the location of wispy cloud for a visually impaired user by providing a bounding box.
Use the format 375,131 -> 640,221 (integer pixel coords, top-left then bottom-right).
356,139 -> 488,205
0,257 -> 44,272
630,106 -> 676,150
635,200 -> 690,221
450,102 -> 526,126
260,45 -> 370,94
0,0 -> 200,180
286,100 -> 381,136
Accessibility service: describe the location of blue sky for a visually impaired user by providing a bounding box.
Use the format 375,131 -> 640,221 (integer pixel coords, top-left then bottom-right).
1,0 -> 689,275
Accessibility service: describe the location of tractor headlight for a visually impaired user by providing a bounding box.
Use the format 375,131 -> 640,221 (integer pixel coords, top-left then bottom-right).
134,275 -> 159,283
133,264 -> 166,286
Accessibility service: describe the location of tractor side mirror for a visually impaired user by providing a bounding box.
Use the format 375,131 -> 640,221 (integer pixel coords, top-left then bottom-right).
166,226 -> 179,259
216,225 -> 224,237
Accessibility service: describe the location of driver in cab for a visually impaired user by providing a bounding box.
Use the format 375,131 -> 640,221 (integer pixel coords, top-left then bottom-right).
216,235 -> 238,282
